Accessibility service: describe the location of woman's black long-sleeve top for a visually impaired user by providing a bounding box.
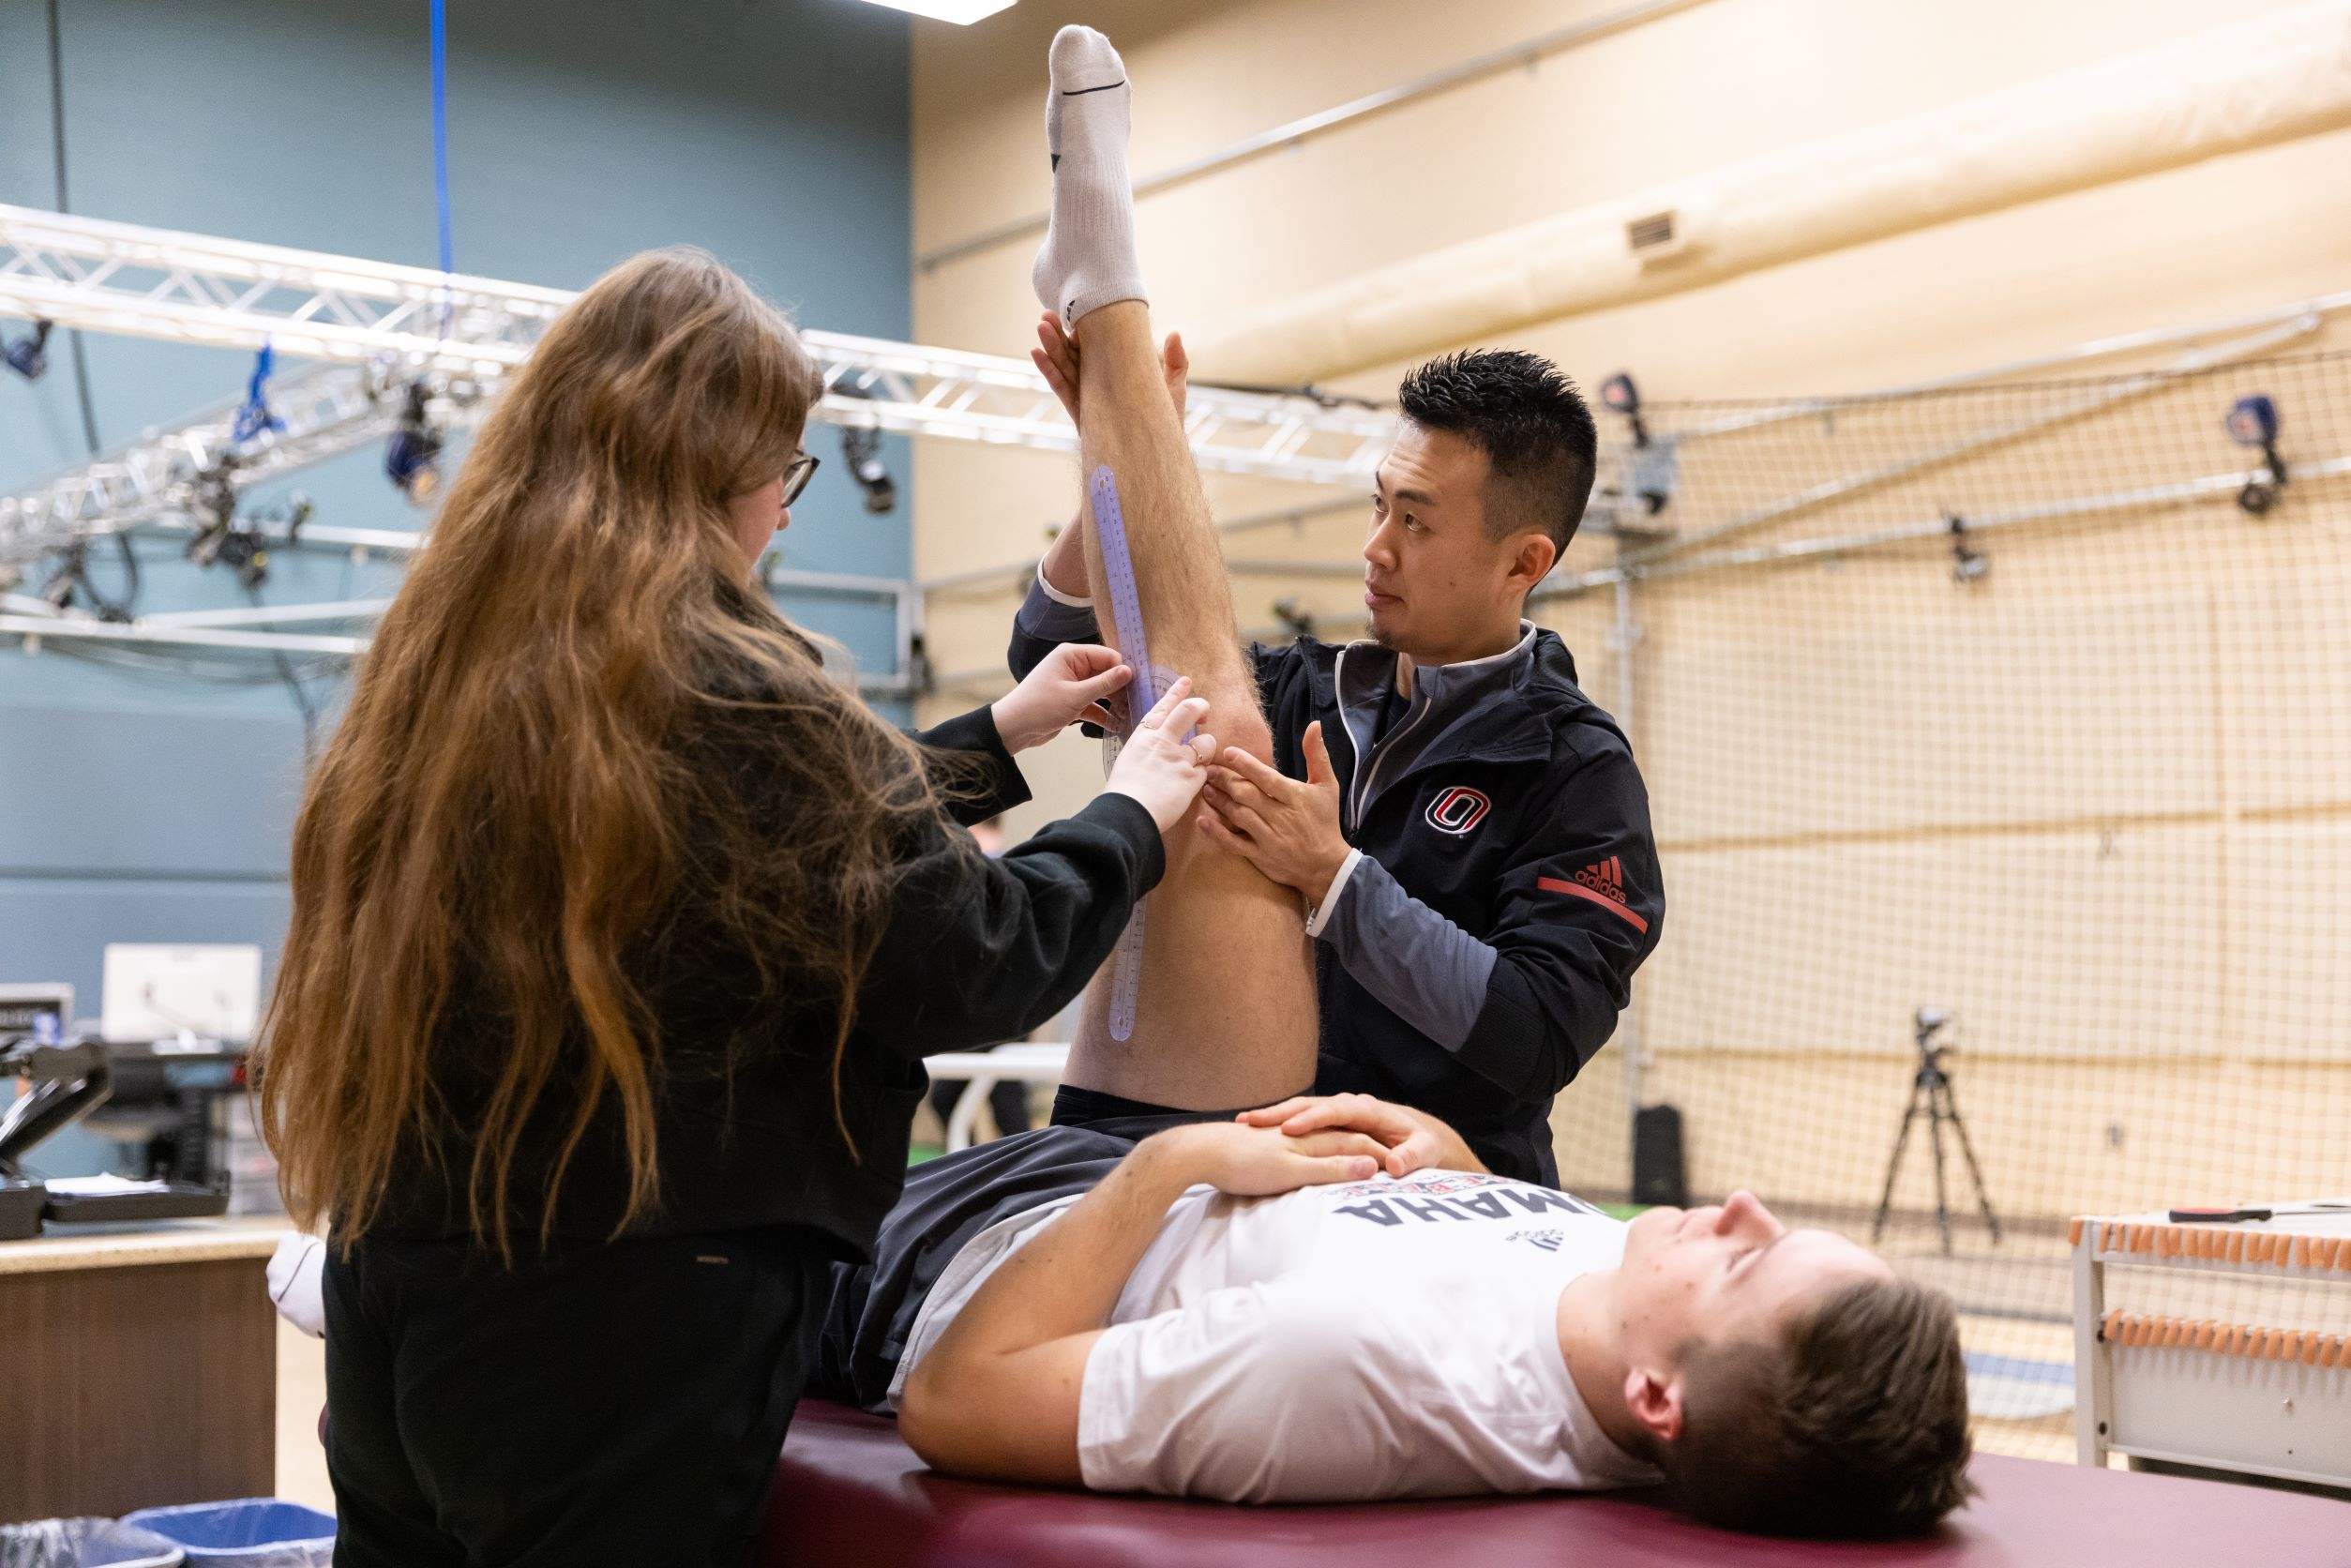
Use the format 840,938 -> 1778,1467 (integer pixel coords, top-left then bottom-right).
369,702 -> 1160,1262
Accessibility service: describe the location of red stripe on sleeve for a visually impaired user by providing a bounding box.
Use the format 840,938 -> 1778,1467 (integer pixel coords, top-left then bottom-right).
1537,875 -> 1650,934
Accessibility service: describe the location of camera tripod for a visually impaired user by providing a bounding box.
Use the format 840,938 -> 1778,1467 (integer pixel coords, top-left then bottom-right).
1871,1008 -> 2001,1257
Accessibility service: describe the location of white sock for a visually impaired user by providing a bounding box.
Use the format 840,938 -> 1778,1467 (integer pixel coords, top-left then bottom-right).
1032,25 -> 1146,330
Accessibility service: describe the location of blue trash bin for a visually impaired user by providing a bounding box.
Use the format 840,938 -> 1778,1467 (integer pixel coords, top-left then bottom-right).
115,1503 -> 331,1568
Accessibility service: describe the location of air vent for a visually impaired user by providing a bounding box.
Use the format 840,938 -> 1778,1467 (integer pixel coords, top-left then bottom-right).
1624,208 -> 1687,264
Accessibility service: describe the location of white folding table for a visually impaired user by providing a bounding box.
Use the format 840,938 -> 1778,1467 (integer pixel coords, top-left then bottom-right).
924,1043 -> 1072,1153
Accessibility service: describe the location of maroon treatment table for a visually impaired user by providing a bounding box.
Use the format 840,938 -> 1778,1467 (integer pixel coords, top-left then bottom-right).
761,1400 -> 2351,1567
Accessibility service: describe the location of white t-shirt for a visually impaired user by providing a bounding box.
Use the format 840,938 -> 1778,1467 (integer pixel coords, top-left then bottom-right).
892,1168 -> 1661,1503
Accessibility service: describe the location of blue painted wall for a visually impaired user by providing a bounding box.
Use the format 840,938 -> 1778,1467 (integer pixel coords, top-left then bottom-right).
0,0 -> 912,1175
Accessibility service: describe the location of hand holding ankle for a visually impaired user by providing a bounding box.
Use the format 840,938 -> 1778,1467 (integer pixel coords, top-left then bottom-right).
1032,314 -> 1188,430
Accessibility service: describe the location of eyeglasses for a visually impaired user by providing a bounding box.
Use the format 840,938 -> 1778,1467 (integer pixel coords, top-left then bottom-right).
780,451 -> 821,509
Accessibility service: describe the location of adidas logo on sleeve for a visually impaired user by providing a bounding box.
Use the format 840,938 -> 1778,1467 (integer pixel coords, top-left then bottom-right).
1537,856 -> 1648,934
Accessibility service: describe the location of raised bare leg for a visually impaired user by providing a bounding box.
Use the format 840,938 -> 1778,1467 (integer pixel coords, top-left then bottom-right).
1033,28 -> 1316,1108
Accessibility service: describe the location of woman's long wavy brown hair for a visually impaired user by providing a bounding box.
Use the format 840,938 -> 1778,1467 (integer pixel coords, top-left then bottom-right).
258,249 -> 945,1257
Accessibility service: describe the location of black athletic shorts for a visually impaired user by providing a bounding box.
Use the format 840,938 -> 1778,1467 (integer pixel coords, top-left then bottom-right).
809,1085 -> 1248,1410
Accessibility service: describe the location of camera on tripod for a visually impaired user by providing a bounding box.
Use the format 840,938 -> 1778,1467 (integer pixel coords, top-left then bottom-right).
1914,1006 -> 1952,1073
1872,1005 -> 2001,1257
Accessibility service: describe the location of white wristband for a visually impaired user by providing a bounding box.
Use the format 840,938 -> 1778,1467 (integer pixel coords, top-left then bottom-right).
1036,562 -> 1093,609
1304,848 -> 1366,940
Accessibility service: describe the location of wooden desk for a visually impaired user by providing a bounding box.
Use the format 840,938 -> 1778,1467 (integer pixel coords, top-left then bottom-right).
0,1218 -> 291,1523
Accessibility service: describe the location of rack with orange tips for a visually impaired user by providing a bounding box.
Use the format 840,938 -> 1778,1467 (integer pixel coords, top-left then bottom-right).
2072,1200 -> 2351,1491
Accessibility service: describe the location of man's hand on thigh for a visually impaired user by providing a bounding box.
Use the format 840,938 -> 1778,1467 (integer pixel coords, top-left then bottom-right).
1200,721 -> 1350,902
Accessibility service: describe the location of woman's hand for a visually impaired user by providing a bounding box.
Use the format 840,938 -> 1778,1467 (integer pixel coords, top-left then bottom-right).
1233,1093 -> 1486,1177
1146,1121 -> 1383,1198
1032,314 -> 1188,430
1103,677 -> 1215,833
990,643 -> 1133,753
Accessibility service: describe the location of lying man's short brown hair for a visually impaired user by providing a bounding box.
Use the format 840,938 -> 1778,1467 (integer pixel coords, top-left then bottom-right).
1660,1277 -> 1976,1537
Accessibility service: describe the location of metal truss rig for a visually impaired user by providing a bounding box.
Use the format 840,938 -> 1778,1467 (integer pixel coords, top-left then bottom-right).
0,358 -> 499,571
0,359 -> 465,569
0,204 -> 1394,567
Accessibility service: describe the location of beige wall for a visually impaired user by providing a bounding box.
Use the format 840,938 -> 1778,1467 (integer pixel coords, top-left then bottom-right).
911,0 -> 2351,798
908,0 -> 2351,1220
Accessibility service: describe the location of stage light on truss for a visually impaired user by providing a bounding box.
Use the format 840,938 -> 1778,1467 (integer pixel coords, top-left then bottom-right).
38,545 -> 80,611
2224,394 -> 2279,448
2224,393 -> 2287,515
4,320 -> 52,381
1600,369 -> 1654,457
827,380 -> 898,514
852,0 -> 1017,23
840,424 -> 897,515
384,382 -> 445,504
1947,512 -> 1989,585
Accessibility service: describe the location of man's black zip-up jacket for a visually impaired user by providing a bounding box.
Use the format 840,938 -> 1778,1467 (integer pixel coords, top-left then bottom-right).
1014,596 -> 1663,1185
369,699 -> 1162,1263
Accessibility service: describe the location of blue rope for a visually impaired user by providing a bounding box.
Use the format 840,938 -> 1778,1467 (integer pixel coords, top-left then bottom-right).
430,0 -> 453,326
232,342 -> 283,446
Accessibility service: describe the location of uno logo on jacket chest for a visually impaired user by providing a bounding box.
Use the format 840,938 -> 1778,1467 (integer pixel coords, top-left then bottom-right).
1424,786 -> 1492,836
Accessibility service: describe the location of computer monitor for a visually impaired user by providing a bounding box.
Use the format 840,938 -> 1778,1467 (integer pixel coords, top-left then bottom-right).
100,944 -> 264,1043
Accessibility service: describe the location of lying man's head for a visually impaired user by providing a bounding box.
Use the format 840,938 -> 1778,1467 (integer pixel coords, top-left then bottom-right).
1615,1191 -> 1975,1538
1365,349 -> 1596,662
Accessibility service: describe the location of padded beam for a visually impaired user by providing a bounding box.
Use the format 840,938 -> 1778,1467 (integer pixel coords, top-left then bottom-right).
1189,1 -> 2351,384
762,1399 -> 2351,1567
